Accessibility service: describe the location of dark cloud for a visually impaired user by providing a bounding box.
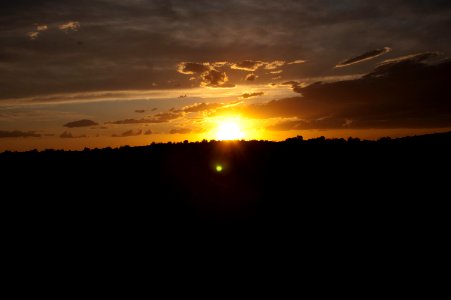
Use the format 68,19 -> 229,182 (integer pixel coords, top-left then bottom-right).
376,52 -> 440,68
281,81 -> 303,93
1,1 -> 451,100
245,73 -> 258,81
177,62 -> 211,75
60,131 -> 86,138
183,102 -> 223,113
0,130 -> 41,138
200,69 -> 234,88
144,129 -> 153,135
336,47 -> 391,68
106,111 -> 182,125
240,54 -> 451,130
177,62 -> 234,88
240,92 -> 264,99
112,129 -> 142,137
64,119 -> 98,128
170,128 -> 192,134
135,110 -> 145,113
267,118 -> 355,131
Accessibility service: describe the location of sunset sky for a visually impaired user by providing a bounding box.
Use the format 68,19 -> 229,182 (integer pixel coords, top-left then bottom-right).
1,0 -> 451,151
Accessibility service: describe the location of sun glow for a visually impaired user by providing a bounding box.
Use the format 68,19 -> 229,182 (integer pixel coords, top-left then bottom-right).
215,118 -> 245,140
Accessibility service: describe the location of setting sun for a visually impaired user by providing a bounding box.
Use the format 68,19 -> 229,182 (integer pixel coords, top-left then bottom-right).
216,119 -> 245,140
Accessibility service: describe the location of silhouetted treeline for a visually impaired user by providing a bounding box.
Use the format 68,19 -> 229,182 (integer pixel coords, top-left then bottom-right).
1,132 -> 450,233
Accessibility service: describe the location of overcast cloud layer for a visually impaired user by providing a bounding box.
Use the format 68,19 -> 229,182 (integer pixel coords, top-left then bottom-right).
1,0 -> 451,99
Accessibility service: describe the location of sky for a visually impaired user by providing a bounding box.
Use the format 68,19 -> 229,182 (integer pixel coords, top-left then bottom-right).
1,0 -> 451,151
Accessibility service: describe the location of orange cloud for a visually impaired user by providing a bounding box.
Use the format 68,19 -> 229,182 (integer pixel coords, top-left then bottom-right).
27,32 -> 40,40
264,60 -> 285,70
231,60 -> 265,71
59,21 -> 80,31
245,73 -> 258,81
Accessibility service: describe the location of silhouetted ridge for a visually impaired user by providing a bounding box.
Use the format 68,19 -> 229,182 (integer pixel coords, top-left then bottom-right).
1,132 -> 450,229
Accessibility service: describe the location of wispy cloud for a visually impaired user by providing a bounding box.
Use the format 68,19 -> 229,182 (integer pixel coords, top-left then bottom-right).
60,131 -> 87,138
169,128 -> 192,134
27,31 -> 40,40
183,102 -> 223,113
377,52 -> 440,67
0,130 -> 41,138
245,74 -> 258,81
240,92 -> 264,99
59,21 -> 80,32
287,60 -> 306,65
106,111 -> 183,125
112,129 -> 142,137
231,60 -> 265,71
64,119 -> 98,128
36,25 -> 48,32
264,60 -> 285,70
335,47 -> 391,68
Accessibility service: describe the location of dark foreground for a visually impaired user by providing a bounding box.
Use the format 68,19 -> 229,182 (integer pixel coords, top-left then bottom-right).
1,132 -> 450,233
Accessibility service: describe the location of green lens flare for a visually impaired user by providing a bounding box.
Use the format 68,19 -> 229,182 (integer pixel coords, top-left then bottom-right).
216,165 -> 223,172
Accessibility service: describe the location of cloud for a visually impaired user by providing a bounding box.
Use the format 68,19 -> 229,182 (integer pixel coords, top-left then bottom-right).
335,47 -> 392,68
112,129 -> 142,137
64,119 -> 98,128
177,62 -> 211,75
27,32 -> 40,40
281,81 -> 304,93
267,117 -> 353,131
0,130 -> 41,138
240,92 -> 264,99
26,24 -> 48,40
135,110 -> 146,113
59,21 -> 80,32
269,70 -> 283,74
177,62 -> 234,88
200,69 -> 234,88
183,102 -> 223,113
106,111 -> 182,125
245,73 -> 258,81
231,60 -> 285,71
287,60 -> 306,65
377,52 -> 440,67
36,25 -> 48,32
231,60 -> 265,71
60,131 -> 87,138
264,60 -> 286,70
3,1 -> 451,101
236,54 -> 451,130
170,128 -> 192,134
212,62 -> 229,68
144,129 -> 153,135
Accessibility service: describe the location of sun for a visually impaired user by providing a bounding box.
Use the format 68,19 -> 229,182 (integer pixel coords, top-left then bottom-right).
216,119 -> 245,140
